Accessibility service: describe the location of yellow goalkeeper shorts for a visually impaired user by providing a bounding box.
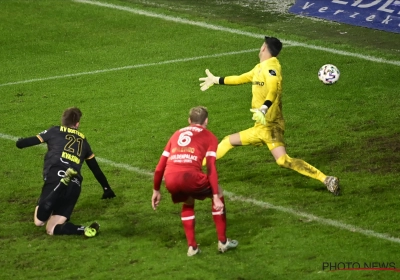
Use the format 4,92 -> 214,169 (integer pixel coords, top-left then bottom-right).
239,123 -> 285,151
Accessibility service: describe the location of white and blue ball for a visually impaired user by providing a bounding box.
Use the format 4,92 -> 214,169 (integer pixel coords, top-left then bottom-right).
318,64 -> 340,85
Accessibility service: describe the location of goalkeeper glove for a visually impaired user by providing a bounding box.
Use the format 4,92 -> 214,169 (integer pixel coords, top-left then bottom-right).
199,69 -> 220,91
102,187 -> 116,199
250,105 -> 268,126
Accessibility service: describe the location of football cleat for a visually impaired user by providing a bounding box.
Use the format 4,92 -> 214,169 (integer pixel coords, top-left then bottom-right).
61,168 -> 78,186
218,238 -> 238,253
84,222 -> 100,238
187,246 -> 201,257
324,176 -> 340,196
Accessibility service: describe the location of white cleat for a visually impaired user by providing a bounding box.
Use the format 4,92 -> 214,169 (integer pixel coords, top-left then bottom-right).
324,176 -> 340,196
187,246 -> 201,257
218,238 -> 238,253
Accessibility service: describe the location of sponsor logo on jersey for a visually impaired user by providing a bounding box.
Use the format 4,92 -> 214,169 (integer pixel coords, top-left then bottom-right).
169,154 -> 198,161
269,70 -> 276,76
252,81 -> 265,86
60,158 -> 70,164
172,147 -> 195,153
71,177 -> 81,187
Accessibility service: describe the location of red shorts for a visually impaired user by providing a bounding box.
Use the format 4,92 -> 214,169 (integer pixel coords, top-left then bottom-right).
164,171 -> 212,203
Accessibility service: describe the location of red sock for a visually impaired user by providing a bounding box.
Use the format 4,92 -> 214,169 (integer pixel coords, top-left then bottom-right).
212,196 -> 227,243
181,203 -> 196,248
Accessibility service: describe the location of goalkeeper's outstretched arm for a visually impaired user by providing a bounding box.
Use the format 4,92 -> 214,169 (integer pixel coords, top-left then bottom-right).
199,69 -> 222,91
199,69 -> 253,91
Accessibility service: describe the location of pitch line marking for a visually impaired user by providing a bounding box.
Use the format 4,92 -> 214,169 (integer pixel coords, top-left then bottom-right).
1,132 -> 400,245
0,49 -> 258,87
2,1 -> 399,87
73,0 -> 400,67
226,192 -> 400,244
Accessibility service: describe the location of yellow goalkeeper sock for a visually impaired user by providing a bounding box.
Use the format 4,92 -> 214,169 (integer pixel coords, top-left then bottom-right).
276,154 -> 326,182
216,136 -> 234,160
202,136 -> 234,166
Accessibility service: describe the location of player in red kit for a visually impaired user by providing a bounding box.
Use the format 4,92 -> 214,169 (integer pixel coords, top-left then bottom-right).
152,106 -> 238,256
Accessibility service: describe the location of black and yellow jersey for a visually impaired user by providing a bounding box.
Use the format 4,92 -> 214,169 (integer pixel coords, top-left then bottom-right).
36,126 -> 94,176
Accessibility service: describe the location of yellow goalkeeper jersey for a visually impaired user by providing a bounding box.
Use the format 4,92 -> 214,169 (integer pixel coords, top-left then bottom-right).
224,57 -> 284,130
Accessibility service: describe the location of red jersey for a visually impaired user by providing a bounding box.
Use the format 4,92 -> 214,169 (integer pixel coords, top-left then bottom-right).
153,124 -> 219,195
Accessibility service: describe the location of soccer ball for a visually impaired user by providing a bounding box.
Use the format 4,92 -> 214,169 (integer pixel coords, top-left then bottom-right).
318,64 -> 340,85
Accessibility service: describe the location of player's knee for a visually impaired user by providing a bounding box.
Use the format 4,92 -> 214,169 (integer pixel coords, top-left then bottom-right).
36,205 -> 51,223
276,154 -> 292,168
34,220 -> 45,227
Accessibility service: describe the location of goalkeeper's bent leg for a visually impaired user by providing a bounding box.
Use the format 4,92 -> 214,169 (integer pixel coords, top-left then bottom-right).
276,154 -> 326,182
216,136 -> 235,160
202,136 -> 234,166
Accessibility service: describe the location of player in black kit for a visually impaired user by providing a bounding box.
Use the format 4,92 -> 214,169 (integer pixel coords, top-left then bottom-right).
16,107 -> 116,237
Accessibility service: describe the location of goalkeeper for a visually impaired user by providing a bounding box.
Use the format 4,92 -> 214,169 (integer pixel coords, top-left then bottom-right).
199,36 -> 340,195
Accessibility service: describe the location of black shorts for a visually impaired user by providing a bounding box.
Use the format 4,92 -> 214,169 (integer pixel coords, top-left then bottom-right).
37,166 -> 82,220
